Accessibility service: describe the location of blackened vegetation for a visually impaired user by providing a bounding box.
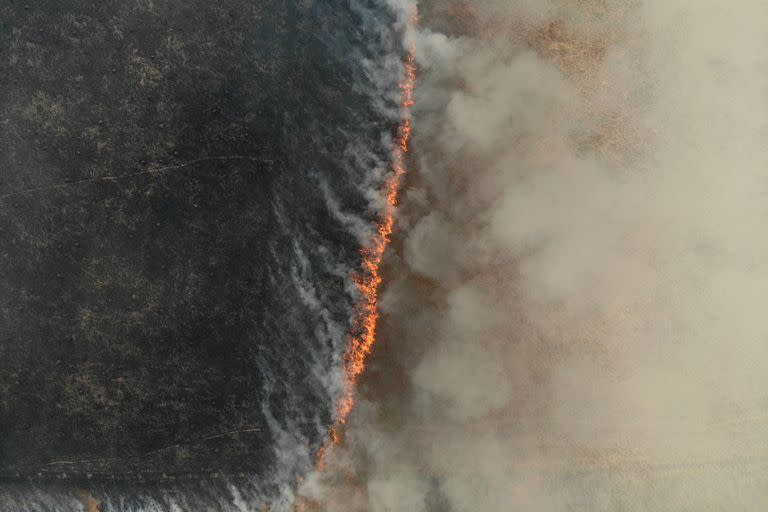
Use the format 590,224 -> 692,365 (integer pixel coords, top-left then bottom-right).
0,0 -> 395,491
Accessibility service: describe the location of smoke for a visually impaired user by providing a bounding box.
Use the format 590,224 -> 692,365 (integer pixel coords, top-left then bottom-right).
299,0 -> 768,510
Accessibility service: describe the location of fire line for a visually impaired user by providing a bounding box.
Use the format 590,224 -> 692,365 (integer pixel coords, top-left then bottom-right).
320,14 -> 417,464
335,52 -> 415,433
292,9 -> 415,512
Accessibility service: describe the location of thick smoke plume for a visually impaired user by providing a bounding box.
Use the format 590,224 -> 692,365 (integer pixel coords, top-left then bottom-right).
299,1 -> 768,510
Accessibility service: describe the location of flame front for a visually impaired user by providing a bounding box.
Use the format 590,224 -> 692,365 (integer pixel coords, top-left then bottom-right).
334,46 -> 416,432
293,17 -> 417,512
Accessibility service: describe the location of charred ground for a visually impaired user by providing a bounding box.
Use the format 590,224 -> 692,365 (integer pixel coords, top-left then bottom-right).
0,0 -> 388,484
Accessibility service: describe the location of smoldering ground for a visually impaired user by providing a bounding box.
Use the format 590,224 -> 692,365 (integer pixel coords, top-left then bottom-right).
298,1 -> 768,511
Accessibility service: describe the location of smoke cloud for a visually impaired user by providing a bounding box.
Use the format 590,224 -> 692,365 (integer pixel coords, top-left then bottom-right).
299,1 -> 768,510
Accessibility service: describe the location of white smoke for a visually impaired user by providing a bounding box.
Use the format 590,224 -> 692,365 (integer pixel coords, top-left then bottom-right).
300,0 -> 768,510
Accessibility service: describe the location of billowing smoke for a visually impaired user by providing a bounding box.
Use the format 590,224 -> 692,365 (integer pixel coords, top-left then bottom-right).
299,0 -> 768,510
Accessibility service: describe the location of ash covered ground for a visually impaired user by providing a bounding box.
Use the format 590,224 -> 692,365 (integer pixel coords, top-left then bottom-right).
0,0 -> 404,509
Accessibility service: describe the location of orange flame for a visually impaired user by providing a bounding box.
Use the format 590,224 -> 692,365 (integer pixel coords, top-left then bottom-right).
335,46 -> 415,431
293,16 -> 417,512
310,32 -> 416,475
